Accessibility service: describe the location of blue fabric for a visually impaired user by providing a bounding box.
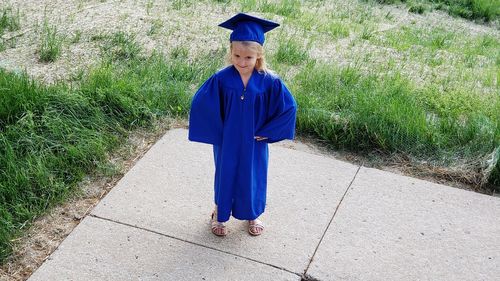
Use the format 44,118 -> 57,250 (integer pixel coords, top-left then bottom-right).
218,13 -> 280,45
230,21 -> 265,45
189,66 -> 297,222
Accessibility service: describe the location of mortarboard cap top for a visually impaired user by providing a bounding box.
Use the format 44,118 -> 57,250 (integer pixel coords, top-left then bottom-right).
219,13 -> 279,45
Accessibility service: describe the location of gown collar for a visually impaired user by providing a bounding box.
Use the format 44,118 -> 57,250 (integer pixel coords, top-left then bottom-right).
231,65 -> 257,89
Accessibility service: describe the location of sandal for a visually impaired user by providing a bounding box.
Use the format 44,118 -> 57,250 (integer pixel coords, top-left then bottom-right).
210,209 -> 227,237
248,219 -> 264,236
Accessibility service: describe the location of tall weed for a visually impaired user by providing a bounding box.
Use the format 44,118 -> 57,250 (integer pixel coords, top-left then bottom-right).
0,6 -> 20,34
0,6 -> 21,51
39,18 -> 63,62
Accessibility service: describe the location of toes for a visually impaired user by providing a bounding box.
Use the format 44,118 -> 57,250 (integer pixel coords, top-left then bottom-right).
212,224 -> 226,236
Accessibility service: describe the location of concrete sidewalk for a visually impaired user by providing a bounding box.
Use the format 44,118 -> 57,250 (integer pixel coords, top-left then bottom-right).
28,129 -> 500,281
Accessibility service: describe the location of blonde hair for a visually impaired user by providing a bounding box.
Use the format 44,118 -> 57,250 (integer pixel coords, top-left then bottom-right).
226,41 -> 270,73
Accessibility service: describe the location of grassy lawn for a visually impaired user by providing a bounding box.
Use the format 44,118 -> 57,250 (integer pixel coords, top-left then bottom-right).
0,33 -> 223,261
0,0 -> 499,264
368,0 -> 500,22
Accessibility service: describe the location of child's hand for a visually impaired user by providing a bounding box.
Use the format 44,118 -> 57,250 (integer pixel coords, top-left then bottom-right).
254,136 -> 268,141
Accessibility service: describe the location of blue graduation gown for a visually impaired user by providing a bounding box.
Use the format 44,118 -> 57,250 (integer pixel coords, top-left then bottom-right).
188,65 -> 297,222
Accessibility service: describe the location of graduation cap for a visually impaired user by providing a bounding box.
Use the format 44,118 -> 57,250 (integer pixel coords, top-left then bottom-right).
219,13 -> 280,45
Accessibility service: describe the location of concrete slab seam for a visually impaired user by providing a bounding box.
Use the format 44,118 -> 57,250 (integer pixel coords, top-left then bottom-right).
302,164 -> 362,279
88,214 -> 303,278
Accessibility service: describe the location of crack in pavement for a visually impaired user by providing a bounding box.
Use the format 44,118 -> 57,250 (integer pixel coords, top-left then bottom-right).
302,164 -> 362,280
88,214 -> 303,279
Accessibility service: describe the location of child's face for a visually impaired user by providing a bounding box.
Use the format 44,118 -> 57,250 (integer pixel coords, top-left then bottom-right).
231,41 -> 259,77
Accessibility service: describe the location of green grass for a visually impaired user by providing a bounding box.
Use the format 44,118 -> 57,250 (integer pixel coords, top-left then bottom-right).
327,21 -> 350,39
375,25 -> 455,52
368,23 -> 499,92
370,0 -> 500,22
172,0 -> 194,10
369,23 -> 499,77
238,0 -> 302,17
0,6 -> 21,51
70,30 -> 82,44
147,19 -> 164,37
100,32 -> 141,62
0,7 -> 20,34
438,0 -> 500,22
293,63 -> 430,152
291,11 -> 319,32
259,0 -> 302,17
461,34 -> 500,61
38,18 -> 63,62
239,0 -> 258,11
0,71 -> 113,261
146,0 -> 154,15
1,0 -> 499,267
291,61 -> 499,181
361,25 -> 375,40
408,1 -> 430,14
0,38 -> 224,262
274,36 -> 309,65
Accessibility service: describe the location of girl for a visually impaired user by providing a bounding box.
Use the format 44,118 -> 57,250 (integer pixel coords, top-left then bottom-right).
188,13 -> 297,237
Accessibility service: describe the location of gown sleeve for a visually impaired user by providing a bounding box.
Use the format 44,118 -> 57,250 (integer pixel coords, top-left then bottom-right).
255,77 -> 297,143
188,74 -> 224,145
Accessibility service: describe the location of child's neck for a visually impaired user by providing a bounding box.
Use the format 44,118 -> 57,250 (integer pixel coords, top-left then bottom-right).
238,70 -> 254,88
240,74 -> 250,88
